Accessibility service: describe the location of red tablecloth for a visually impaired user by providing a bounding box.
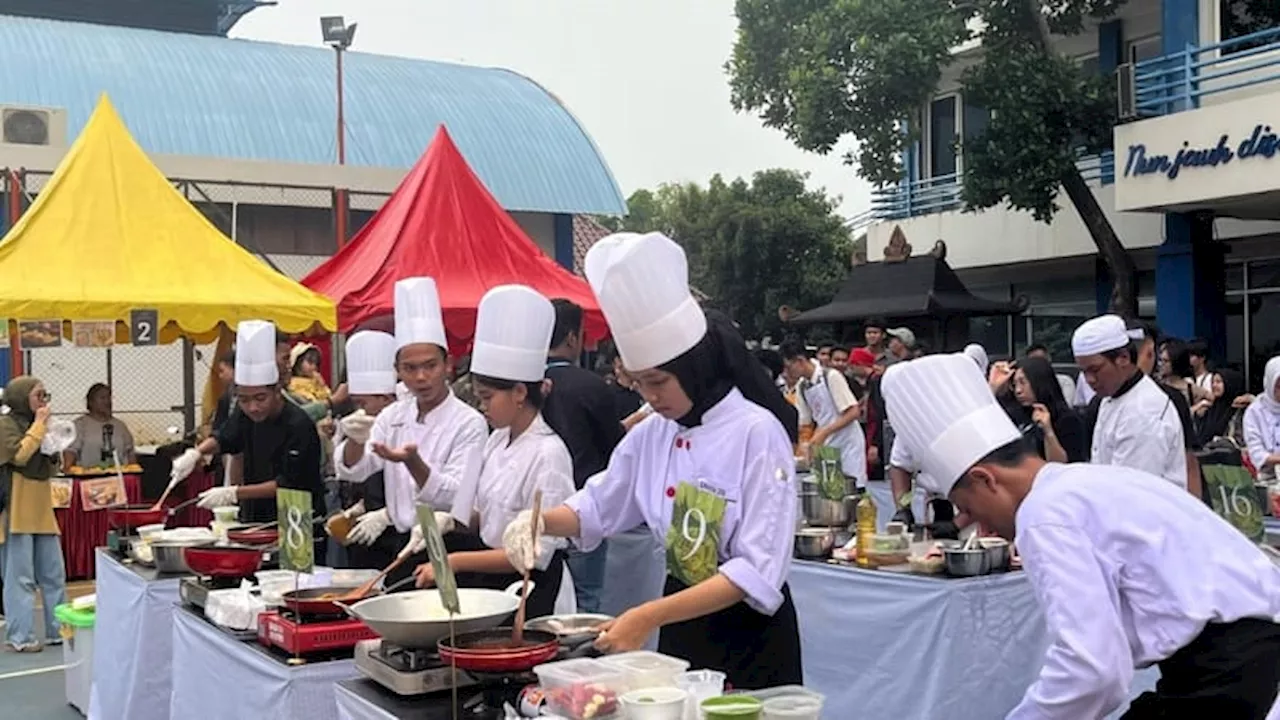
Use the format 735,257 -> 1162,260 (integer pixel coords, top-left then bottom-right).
54,474 -> 142,580
53,467 -> 216,580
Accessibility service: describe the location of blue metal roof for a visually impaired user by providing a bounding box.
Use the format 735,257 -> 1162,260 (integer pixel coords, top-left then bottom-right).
0,14 -> 627,215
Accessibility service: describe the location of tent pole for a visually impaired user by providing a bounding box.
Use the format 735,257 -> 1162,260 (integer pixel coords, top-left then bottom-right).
8,169 -> 23,380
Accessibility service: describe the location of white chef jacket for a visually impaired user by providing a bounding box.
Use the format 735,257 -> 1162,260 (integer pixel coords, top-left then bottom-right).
1074,376 -> 1096,407
1090,375 -> 1187,489
336,392 -> 487,532
1055,373 -> 1077,407
798,364 -> 867,488
1007,462 -> 1280,720
1243,399 -> 1280,473
474,414 -> 575,571
565,389 -> 797,615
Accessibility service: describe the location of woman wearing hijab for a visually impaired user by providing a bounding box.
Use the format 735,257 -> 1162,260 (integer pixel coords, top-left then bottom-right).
0,376 -> 67,652
1011,356 -> 1088,463
1193,369 -> 1247,448
1243,357 -> 1280,484
503,233 -> 802,689
412,286 -> 575,618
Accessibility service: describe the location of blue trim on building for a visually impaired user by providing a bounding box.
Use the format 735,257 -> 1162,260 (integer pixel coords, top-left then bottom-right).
552,214 -> 574,271
0,14 -> 627,215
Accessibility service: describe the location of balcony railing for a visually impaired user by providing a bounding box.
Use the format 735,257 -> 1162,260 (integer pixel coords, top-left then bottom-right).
1134,25 -> 1280,116
867,152 -> 1114,222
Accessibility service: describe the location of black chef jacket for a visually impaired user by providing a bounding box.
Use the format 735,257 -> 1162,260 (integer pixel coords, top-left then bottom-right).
214,401 -> 326,528
543,360 -> 625,489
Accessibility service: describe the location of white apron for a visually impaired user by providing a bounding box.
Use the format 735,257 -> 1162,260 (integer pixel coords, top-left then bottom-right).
803,370 -> 868,488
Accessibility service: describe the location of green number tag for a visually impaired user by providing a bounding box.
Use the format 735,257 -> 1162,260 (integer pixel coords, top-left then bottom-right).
417,505 -> 460,614
664,482 -> 727,586
276,488 -> 314,573
1203,464 -> 1264,543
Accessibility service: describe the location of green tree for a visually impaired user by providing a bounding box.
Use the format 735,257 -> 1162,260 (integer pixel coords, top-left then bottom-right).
727,0 -> 1138,316
618,169 -> 851,339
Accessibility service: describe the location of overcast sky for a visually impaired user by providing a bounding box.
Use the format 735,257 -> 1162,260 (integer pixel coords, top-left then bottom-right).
233,0 -> 872,217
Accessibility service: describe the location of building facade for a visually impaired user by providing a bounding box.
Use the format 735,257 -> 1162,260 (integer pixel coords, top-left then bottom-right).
859,0 -> 1280,388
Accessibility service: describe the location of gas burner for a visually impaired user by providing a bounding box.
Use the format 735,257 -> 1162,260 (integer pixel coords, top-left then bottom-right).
377,643 -> 445,673
278,607 -> 348,625
179,576 -> 242,610
462,671 -> 537,720
256,610 -> 378,658
355,639 -> 479,697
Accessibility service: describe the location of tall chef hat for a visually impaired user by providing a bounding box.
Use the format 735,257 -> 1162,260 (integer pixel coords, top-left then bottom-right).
471,285 -> 554,383
345,331 -> 397,396
881,353 -> 1021,496
584,232 -> 707,371
1071,314 -> 1140,357
394,277 -> 448,352
234,320 -> 279,388
962,343 -> 989,375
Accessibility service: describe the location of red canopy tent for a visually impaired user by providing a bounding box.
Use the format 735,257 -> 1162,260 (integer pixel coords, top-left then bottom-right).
302,126 -> 608,353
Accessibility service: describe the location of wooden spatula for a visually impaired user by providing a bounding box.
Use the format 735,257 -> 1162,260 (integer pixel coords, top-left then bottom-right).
342,554 -> 407,602
512,490 -> 543,646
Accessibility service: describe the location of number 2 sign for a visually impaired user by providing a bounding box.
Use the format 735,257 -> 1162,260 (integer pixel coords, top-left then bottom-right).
130,309 -> 158,346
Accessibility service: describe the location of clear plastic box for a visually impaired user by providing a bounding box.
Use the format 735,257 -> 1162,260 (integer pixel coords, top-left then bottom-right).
534,658 -> 626,719
598,651 -> 691,691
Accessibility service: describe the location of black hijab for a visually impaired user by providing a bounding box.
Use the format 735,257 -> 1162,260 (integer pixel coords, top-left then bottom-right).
658,310 -> 798,442
1196,369 -> 1245,446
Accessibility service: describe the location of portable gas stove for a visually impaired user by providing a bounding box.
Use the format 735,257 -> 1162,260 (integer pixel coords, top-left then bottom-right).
355,639 -> 479,696
179,576 -> 242,611
257,609 -> 378,657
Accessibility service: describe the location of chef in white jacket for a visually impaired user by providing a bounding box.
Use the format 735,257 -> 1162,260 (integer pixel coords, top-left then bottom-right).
411,285 -> 575,618
502,232 -> 802,690
883,353 -> 1280,719
1072,315 -> 1187,489
337,277 -> 487,585
1244,356 -> 1280,484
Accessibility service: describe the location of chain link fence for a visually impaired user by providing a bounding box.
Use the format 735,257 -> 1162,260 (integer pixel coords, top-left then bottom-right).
0,168 -> 388,446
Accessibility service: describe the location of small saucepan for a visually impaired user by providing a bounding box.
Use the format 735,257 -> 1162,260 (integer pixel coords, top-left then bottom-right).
227,526 -> 279,546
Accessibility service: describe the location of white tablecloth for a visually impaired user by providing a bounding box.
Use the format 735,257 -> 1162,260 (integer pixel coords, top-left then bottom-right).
169,608 -> 356,720
335,683 -> 398,720
88,549 -> 182,720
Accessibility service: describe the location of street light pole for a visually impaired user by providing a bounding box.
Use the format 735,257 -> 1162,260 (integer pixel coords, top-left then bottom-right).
321,16 -> 357,249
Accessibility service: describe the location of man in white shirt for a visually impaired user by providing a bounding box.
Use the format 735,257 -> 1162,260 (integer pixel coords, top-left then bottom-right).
1187,337 -> 1214,395
779,341 -> 866,489
883,353 -> 1280,720
337,278 -> 487,584
1072,315 -> 1187,489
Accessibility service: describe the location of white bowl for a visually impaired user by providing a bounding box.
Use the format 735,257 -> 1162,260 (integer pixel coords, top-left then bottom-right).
621,687 -> 688,720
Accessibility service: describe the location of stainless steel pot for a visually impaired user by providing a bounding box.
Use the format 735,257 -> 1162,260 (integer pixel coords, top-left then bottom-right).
150,540 -> 205,574
941,542 -> 989,577
799,492 -> 858,526
978,538 -> 1010,572
794,529 -> 835,559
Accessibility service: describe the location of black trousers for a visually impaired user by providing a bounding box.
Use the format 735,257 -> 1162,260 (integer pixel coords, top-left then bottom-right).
657,575 -> 803,691
1122,618 -> 1280,719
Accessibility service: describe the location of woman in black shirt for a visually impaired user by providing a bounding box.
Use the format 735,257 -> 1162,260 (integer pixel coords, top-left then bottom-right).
1012,356 -> 1088,463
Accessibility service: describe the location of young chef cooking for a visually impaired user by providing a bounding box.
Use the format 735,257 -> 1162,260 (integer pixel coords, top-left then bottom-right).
778,340 -> 867,491
326,330 -> 404,571
502,231 -> 803,689
1072,315 -> 1187,489
336,277 -> 487,585
411,285 -> 576,618
882,353 -> 1280,719
172,321 -> 327,559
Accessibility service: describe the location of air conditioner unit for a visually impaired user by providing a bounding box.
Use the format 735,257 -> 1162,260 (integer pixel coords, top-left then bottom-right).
0,105 -> 68,147
1116,62 -> 1137,121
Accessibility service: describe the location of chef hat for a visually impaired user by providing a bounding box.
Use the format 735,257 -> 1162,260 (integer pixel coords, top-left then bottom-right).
584,232 -> 707,371
345,331 -> 397,396
471,285 -> 555,383
234,320 -> 279,387
394,277 -> 448,352
962,344 -> 989,375
1071,314 -> 1136,357
882,353 -> 1021,496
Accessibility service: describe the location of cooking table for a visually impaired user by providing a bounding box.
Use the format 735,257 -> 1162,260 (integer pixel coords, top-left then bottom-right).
334,678 -> 461,720
169,606 -> 356,720
87,548 -> 185,720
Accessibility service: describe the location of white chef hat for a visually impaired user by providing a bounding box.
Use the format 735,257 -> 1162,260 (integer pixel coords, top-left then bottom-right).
584,232 -> 707,371
962,344 -> 989,375
345,331 -> 397,396
882,353 -> 1021,496
394,277 -> 448,352
234,320 -> 280,387
471,285 -> 554,383
1071,314 -> 1138,357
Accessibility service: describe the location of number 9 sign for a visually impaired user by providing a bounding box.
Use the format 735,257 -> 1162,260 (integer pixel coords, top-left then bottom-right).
680,508 -> 707,561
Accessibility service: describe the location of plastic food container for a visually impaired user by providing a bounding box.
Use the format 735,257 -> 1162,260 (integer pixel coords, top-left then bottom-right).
599,651 -> 691,691
701,696 -> 762,719
533,658 -> 624,720
676,670 -> 726,720
212,506 -> 239,523
621,686 -> 688,720
761,696 -> 823,719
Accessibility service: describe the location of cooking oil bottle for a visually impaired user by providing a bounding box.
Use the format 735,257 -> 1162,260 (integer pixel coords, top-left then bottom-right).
854,490 -> 878,568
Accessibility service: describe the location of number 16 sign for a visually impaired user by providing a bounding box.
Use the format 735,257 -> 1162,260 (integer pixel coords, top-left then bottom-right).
277,488 -> 314,573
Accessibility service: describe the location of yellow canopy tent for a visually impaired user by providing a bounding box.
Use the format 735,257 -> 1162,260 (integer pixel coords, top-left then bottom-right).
0,94 -> 337,345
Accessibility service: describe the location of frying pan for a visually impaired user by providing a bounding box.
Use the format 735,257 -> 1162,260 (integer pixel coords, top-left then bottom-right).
183,543 -> 264,577
282,576 -> 417,616
107,505 -> 169,532
437,628 -> 561,673
227,527 -> 279,546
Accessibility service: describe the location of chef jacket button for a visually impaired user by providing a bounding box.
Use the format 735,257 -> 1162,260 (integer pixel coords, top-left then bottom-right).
666,486 -> 676,498
675,438 -> 684,449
